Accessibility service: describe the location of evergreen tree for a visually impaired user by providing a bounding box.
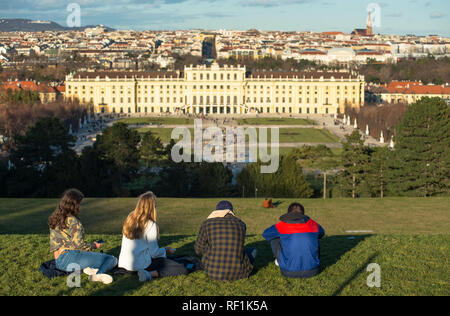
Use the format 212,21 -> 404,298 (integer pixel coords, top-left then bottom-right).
95,123 -> 140,188
365,146 -> 390,198
337,130 -> 370,198
0,163 -> 8,197
78,146 -> 122,197
388,97 -> 450,196
236,153 -> 313,198
8,117 -> 77,197
190,163 -> 234,197
140,131 -> 165,168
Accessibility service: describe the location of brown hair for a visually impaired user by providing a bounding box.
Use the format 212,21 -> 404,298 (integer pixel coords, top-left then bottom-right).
48,189 -> 84,230
287,203 -> 305,214
123,192 -> 158,240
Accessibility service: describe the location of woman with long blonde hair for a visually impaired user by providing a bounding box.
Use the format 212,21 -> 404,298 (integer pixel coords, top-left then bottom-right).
118,192 -> 188,282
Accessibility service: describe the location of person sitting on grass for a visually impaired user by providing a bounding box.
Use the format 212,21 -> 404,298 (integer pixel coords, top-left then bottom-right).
118,191 -> 188,282
263,198 -> 274,208
262,202 -> 325,279
48,188 -> 118,284
195,200 -> 256,281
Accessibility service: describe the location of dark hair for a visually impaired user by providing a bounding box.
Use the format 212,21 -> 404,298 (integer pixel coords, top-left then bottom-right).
48,189 -> 84,230
288,203 -> 305,214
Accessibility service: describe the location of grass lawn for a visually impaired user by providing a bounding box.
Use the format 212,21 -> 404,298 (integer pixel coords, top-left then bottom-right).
135,128 -> 195,143
0,197 -> 449,296
275,128 -> 340,143
118,117 -> 194,126
237,118 -> 315,126
134,128 -> 340,144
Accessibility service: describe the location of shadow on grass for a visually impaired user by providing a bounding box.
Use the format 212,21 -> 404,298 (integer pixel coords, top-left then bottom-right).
272,200 -> 285,208
0,198 -> 100,235
57,234 -> 373,295
89,235 -> 197,296
247,234 -> 373,276
331,252 -> 379,296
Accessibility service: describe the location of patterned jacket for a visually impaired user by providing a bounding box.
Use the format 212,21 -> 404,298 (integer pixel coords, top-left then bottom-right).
195,214 -> 253,281
49,216 -> 95,253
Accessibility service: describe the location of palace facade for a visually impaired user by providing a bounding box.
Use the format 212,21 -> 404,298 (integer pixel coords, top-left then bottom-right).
64,63 -> 365,115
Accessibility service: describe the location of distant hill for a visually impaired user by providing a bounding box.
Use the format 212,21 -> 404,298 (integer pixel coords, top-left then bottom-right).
0,18 -> 114,32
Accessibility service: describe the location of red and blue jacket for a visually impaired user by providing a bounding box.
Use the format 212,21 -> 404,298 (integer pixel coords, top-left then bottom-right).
263,212 -> 325,278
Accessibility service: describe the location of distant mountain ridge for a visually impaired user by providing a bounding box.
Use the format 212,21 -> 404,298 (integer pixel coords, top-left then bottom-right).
0,18 -> 114,32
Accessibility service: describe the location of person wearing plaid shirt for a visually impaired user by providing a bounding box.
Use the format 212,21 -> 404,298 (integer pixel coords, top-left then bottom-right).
195,201 -> 257,281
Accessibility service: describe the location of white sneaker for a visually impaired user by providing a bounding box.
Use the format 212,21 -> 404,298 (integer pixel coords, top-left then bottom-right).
89,274 -> 113,285
274,259 -> 279,267
83,267 -> 99,276
138,270 -> 152,282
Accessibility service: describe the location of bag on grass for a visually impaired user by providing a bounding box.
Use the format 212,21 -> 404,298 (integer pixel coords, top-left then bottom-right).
39,260 -> 71,279
170,255 -> 203,273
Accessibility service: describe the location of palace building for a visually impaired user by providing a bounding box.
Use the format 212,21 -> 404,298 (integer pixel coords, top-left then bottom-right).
64,63 -> 365,115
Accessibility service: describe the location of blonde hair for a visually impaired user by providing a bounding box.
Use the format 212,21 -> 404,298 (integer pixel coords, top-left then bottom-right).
123,192 -> 159,240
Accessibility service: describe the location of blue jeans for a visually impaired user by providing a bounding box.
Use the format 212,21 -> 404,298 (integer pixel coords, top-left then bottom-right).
244,247 -> 256,265
56,250 -> 118,275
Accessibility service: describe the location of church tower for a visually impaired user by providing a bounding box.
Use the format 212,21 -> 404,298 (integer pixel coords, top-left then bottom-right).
366,11 -> 373,36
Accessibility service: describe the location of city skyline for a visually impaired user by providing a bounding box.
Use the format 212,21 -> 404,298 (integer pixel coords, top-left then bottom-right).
0,0 -> 449,37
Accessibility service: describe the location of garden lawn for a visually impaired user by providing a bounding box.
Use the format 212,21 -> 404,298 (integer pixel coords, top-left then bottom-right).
118,117 -> 194,126
133,128 -> 339,144
237,118 -> 315,126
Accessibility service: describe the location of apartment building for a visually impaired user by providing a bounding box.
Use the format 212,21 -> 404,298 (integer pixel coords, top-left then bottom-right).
65,63 -> 365,115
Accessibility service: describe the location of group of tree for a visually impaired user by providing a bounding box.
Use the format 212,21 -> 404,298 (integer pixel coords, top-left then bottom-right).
0,97 -> 87,150
2,51 -> 98,83
336,97 -> 449,198
0,119 -> 235,198
359,56 -> 450,85
2,97 -> 447,199
236,151 -> 313,198
345,102 -> 408,143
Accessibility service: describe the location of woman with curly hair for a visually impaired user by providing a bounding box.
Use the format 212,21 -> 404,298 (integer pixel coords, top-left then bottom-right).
48,188 -> 117,284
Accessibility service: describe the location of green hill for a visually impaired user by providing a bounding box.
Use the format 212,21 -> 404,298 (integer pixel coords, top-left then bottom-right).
0,197 -> 449,296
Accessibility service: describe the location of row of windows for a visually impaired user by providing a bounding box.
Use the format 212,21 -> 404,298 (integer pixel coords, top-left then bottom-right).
80,95 -> 360,106
101,105 -> 332,115
246,97 -> 357,104
191,73 -> 242,81
70,84 -> 360,90
109,107 -> 170,114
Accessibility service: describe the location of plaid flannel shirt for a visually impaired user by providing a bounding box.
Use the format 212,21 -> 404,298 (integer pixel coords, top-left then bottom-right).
195,214 -> 253,281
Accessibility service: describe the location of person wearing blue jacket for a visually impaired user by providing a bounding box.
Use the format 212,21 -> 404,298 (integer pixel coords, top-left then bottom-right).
262,203 -> 325,278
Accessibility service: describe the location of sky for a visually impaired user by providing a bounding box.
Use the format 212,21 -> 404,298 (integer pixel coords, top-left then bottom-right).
1,0 -> 449,36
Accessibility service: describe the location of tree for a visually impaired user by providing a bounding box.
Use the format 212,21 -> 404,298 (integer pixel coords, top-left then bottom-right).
337,131 -> 370,198
388,97 -> 450,196
140,131 -> 165,168
236,153 -> 313,198
10,117 -> 75,170
140,131 -> 165,189
8,117 -> 77,197
190,163 -> 234,197
0,163 -> 8,197
365,146 -> 390,198
95,123 -> 141,188
77,146 -> 122,197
